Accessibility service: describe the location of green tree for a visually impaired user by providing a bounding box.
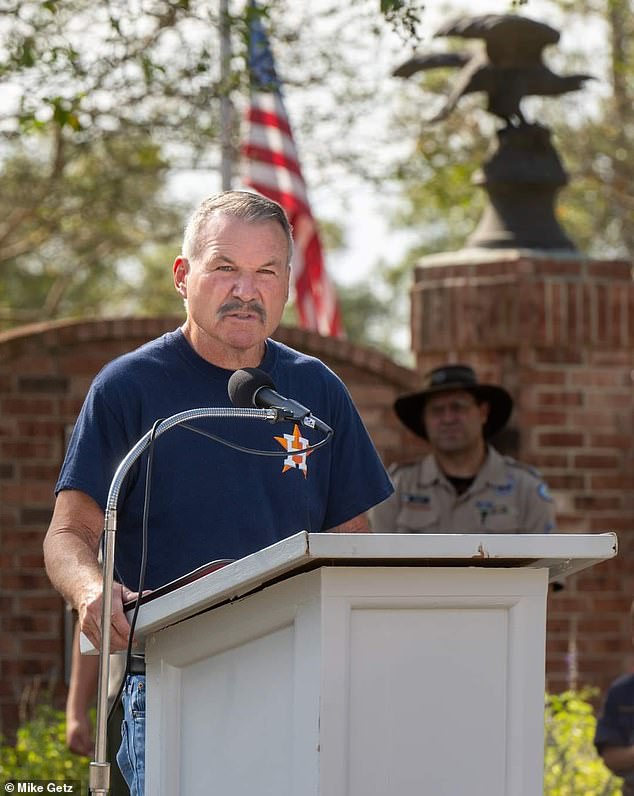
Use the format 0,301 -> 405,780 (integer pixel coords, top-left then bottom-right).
0,0 -> 428,333
0,0 -> 228,327
548,0 -> 634,258
336,267 -> 412,363
0,131 -> 183,328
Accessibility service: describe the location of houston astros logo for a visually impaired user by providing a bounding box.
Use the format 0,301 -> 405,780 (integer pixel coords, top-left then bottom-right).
274,424 -> 312,477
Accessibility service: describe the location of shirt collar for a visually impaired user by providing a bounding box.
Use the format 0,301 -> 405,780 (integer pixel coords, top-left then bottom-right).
420,445 -> 508,490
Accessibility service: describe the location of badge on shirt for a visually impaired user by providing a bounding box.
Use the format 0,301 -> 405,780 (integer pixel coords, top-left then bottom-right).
494,477 -> 516,497
403,494 -> 431,508
476,500 -> 508,525
537,482 -> 553,502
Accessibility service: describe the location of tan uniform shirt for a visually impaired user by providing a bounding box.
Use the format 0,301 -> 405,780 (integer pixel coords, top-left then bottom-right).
370,446 -> 556,534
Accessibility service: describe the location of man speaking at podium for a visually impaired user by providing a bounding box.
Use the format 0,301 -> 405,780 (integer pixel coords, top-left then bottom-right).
43,191 -> 393,795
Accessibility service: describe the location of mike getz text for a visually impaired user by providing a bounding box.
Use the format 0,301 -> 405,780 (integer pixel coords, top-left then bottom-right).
3,782 -> 80,794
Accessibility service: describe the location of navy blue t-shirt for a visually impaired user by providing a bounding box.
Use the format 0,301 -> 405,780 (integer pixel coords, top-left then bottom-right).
56,329 -> 393,590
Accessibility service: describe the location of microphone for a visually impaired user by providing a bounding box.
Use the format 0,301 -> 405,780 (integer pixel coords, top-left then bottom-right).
228,367 -> 333,435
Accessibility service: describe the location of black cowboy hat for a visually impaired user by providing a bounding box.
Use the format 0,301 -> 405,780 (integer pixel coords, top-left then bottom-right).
394,364 -> 513,441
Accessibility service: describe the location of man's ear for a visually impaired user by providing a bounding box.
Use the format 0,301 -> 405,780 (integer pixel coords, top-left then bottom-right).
173,257 -> 189,297
284,266 -> 291,303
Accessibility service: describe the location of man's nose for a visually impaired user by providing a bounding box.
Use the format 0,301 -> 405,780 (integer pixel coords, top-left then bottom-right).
435,404 -> 463,420
232,271 -> 257,300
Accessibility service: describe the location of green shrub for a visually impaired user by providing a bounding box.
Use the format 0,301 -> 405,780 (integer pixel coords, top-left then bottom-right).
544,689 -> 623,795
0,704 -> 89,788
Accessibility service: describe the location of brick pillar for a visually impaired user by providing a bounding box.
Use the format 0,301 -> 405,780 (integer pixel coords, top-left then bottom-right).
410,250 -> 634,694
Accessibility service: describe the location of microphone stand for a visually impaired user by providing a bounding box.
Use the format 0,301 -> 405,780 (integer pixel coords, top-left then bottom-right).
88,406 -> 277,795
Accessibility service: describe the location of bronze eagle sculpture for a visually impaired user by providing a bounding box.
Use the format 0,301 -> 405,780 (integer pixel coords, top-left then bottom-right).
393,14 -> 593,127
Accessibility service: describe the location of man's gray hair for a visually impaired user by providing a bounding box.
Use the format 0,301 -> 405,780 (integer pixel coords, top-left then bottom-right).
182,190 -> 293,266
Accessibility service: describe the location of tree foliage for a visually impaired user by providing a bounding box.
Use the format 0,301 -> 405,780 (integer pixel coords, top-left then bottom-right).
0,131 -> 183,325
0,0 -> 425,334
547,0 -> 634,258
0,704 -> 89,787
544,689 -> 623,795
0,0 -> 229,327
0,0 -> 231,148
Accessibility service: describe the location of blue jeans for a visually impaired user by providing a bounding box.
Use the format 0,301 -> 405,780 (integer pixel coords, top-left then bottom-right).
117,675 -> 145,796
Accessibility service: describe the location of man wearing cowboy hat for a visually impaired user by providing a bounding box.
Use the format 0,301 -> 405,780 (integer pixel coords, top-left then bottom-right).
370,364 -> 556,534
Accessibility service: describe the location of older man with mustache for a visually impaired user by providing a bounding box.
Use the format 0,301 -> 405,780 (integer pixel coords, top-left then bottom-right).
44,191 -> 393,795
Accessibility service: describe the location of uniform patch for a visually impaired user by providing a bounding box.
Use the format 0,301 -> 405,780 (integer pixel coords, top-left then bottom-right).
403,494 -> 431,507
494,477 -> 515,496
476,500 -> 509,525
537,482 -> 553,502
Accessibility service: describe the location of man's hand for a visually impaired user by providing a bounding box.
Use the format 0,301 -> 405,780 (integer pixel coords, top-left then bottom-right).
66,711 -> 94,757
328,513 -> 370,534
78,582 -> 144,652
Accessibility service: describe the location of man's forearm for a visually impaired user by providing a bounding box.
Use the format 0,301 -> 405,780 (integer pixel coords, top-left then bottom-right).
601,744 -> 634,774
67,624 -> 99,713
44,527 -> 103,610
44,490 -> 140,651
43,489 -> 105,611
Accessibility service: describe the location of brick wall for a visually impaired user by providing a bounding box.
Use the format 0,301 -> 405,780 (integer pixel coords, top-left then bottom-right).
0,316 -> 421,740
411,250 -> 634,693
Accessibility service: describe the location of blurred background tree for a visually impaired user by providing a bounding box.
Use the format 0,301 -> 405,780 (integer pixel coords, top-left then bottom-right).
0,0 -> 423,332
0,132 -> 184,324
0,1 -> 631,356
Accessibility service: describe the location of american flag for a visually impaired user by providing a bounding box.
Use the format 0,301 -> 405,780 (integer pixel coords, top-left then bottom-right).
240,3 -> 343,337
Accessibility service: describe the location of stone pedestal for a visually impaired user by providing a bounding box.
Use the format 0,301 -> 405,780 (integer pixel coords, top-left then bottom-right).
468,124 -> 575,251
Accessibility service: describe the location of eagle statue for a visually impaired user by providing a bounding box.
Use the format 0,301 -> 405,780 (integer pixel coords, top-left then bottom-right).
393,14 -> 593,127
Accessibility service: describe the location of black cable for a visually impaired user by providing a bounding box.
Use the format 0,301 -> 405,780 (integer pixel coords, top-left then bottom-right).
107,417 -> 163,724
178,421 -> 332,536
178,420 -> 333,456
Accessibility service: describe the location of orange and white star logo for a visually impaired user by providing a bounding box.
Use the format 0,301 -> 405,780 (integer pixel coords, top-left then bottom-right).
274,423 -> 312,477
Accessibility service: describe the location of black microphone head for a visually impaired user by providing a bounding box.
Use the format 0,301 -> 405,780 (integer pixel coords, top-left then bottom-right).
228,367 -> 276,408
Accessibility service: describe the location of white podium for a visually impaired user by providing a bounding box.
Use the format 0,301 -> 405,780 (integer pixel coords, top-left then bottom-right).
130,532 -> 616,796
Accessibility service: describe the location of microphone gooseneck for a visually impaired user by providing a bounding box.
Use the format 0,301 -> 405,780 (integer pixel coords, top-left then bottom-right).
89,403 -> 277,796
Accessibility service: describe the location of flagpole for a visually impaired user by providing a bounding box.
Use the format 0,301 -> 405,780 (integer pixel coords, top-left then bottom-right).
220,0 -> 233,190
